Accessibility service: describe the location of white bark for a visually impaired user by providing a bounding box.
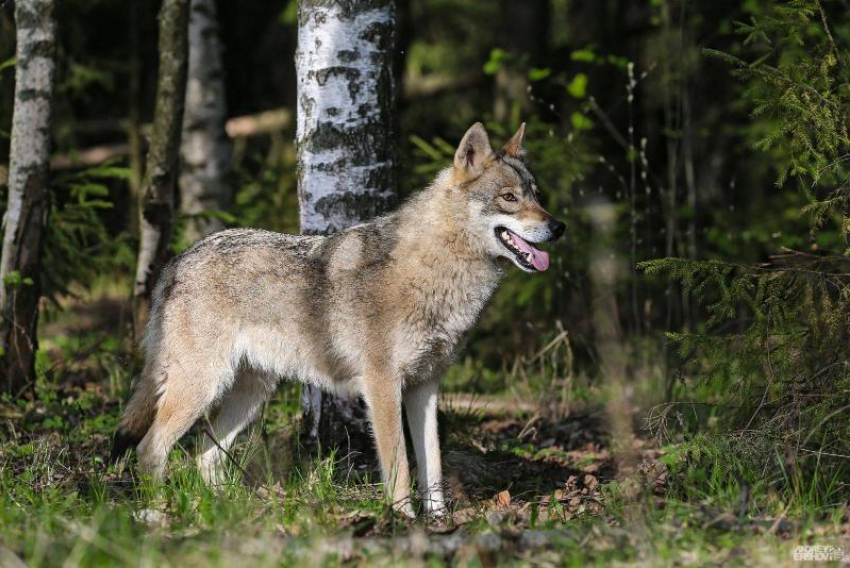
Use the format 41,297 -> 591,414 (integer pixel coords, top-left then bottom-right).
0,0 -> 56,390
296,0 -> 396,235
179,0 -> 232,242
296,0 -> 397,446
0,0 -> 56,305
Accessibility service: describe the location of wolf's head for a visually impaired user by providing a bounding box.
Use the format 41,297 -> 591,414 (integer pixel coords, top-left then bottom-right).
451,122 -> 565,273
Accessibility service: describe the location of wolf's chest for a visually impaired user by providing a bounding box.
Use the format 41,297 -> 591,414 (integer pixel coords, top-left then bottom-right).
392,278 -> 495,383
408,267 -> 499,343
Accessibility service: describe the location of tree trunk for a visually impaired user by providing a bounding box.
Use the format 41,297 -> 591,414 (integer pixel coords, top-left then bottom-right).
133,0 -> 189,337
494,0 -> 549,122
296,0 -> 397,449
0,0 -> 57,395
179,0 -> 233,242
126,0 -> 146,239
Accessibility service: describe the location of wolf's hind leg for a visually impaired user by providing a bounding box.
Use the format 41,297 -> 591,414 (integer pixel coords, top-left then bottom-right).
362,373 -> 413,517
404,379 -> 445,516
197,369 -> 276,486
136,365 -> 226,482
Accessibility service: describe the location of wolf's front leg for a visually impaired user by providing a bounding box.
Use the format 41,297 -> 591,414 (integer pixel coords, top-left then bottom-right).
404,379 -> 446,516
362,376 -> 413,517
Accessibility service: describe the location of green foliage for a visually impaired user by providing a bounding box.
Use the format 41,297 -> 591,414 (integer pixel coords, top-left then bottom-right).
528,67 -> 552,82
0,56 -> 14,79
566,73 -> 588,99
3,270 -> 34,288
279,0 -> 298,25
661,431 -> 848,515
570,48 -> 596,63
230,152 -> 299,235
483,47 -> 508,75
60,61 -> 115,101
641,252 -> 850,491
706,0 -> 850,238
0,161 -> 133,305
44,161 -> 134,302
643,0 -> 850,502
570,111 -> 593,130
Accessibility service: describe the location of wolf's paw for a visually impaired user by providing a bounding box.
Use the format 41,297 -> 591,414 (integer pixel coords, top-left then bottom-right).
197,455 -> 228,488
393,498 -> 416,519
424,501 -> 448,518
427,504 -> 448,518
421,490 -> 447,517
133,508 -> 166,526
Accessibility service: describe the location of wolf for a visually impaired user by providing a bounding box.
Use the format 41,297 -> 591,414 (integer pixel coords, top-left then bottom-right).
113,122 -> 565,516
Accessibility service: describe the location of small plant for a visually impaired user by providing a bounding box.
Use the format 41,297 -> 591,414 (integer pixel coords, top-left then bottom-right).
44,160 -> 135,303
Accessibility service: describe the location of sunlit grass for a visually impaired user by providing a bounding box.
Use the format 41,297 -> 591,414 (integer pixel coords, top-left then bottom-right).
1,378 -> 847,567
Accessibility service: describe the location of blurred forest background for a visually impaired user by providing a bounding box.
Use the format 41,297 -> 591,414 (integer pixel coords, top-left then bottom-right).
0,0 -> 849,564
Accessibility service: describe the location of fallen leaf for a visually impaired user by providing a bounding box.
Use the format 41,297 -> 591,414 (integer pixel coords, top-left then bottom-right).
494,489 -> 511,508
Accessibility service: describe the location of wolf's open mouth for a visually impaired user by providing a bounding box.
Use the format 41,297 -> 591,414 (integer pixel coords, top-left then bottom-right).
495,228 -> 550,272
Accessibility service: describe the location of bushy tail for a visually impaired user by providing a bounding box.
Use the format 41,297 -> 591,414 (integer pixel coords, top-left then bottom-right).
111,371 -> 159,462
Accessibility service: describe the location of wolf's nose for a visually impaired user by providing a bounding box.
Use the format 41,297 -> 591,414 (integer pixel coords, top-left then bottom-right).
548,219 -> 566,240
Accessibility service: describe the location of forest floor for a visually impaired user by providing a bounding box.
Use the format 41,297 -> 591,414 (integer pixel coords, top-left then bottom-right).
1,298 -> 848,566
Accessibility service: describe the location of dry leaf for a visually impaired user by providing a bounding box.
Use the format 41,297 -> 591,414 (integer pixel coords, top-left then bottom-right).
494,489 -> 512,508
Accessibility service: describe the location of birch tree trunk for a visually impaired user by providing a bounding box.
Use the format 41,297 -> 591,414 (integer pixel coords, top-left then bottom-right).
296,0 -> 397,448
133,0 -> 189,336
179,0 -> 233,242
0,0 -> 57,394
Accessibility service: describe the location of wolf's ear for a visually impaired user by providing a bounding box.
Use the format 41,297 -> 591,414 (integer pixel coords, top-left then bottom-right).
454,122 -> 493,181
502,122 -> 526,157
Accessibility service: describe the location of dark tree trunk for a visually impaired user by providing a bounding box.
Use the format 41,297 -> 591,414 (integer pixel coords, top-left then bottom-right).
0,0 -> 57,395
133,0 -> 190,337
295,0 -> 397,450
126,0 -> 149,239
494,0 -> 549,122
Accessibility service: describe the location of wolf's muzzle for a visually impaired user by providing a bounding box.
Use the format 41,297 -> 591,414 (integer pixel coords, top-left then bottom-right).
547,219 -> 566,241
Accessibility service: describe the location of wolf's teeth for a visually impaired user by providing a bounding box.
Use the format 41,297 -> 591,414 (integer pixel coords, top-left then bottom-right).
526,253 -> 533,263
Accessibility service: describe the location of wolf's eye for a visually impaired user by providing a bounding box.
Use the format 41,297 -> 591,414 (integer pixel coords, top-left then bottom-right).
500,192 -> 518,202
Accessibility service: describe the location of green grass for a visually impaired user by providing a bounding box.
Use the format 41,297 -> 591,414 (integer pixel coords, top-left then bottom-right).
1,311 -> 846,566
0,461 -> 842,566
2,377 -> 848,567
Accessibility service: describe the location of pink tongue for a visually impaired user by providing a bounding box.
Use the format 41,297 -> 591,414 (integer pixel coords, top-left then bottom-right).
510,232 -> 550,271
